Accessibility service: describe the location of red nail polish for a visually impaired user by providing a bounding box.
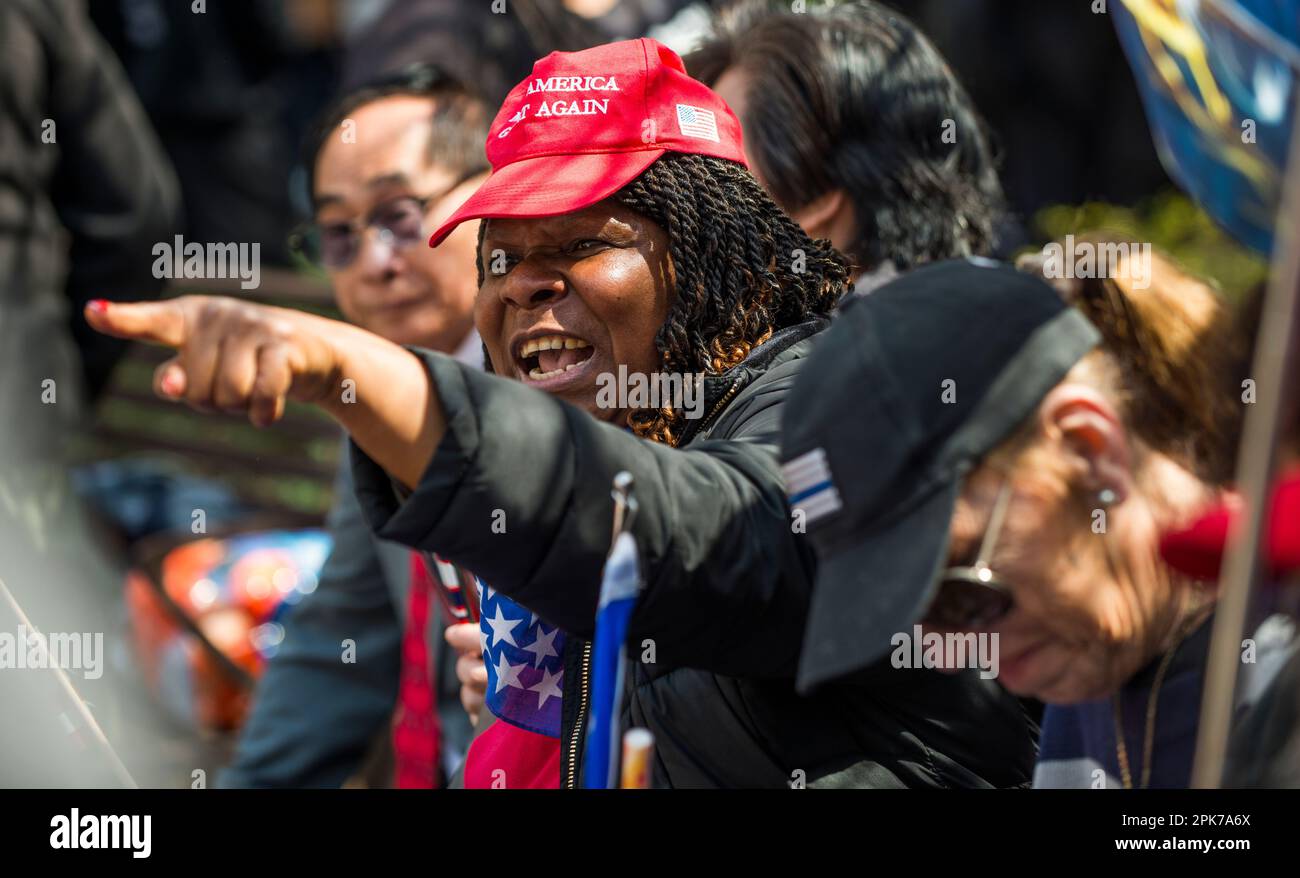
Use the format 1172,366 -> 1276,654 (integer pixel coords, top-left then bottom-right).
88,299 -> 109,313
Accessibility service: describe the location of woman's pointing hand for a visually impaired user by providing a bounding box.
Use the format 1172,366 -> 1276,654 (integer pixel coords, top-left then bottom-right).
85,295 -> 345,427
84,295 -> 445,489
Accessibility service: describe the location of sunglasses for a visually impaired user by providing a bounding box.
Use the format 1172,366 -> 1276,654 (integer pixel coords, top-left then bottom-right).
291,168 -> 483,270
922,477 -> 1015,630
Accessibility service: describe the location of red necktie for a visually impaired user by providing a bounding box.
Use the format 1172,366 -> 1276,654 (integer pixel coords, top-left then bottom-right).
393,553 -> 442,788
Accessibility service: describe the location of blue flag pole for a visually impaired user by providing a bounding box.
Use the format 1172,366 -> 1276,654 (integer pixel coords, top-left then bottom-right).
583,473 -> 642,789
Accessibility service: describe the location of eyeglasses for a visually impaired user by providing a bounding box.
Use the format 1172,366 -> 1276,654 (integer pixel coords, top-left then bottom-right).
291,168 -> 483,270
922,477 -> 1015,630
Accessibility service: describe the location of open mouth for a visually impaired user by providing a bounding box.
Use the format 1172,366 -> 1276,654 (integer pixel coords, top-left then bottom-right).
515,333 -> 596,381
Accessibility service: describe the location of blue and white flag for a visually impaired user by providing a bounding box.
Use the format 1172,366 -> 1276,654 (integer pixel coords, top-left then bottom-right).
583,532 -> 642,788
1115,0 -> 1300,253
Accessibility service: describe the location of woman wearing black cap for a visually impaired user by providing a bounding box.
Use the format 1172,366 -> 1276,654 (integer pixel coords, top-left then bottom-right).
783,241 -> 1276,788
87,39 -> 1036,788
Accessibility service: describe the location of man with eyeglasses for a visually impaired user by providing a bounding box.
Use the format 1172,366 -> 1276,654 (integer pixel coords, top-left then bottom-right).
220,66 -> 490,788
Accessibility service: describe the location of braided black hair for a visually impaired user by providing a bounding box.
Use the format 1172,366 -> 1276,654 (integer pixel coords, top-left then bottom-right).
476,152 -> 851,445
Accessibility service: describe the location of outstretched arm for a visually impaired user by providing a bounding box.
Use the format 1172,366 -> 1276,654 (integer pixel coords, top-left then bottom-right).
88,296 -> 818,677
85,296 -> 442,489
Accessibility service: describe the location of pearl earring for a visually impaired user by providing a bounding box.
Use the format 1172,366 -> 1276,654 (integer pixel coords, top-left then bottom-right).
1097,488 -> 1117,507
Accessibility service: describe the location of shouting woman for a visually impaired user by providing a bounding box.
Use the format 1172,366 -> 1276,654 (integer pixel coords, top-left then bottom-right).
88,39 -> 1035,788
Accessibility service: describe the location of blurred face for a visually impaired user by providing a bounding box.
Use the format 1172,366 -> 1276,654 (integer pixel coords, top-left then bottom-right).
477,201 -> 674,421
940,436 -> 1194,705
313,95 -> 486,351
714,66 -> 858,267
711,68 -> 762,186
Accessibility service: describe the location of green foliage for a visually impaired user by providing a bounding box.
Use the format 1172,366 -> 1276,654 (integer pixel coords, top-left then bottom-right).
1028,189 -> 1269,300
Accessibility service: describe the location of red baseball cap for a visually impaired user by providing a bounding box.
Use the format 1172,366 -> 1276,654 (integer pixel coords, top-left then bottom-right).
1159,468 -> 1300,582
427,37 -> 747,247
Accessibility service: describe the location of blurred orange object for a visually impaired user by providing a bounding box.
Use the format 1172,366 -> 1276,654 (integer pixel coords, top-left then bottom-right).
124,530 -> 330,731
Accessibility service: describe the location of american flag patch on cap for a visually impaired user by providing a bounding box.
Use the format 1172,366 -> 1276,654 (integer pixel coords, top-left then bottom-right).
783,448 -> 842,525
676,104 -> 720,142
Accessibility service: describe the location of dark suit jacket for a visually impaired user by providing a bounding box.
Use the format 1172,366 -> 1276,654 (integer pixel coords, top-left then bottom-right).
219,446 -> 473,787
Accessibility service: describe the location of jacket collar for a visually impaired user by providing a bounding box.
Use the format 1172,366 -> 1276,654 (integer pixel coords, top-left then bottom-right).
680,317 -> 829,445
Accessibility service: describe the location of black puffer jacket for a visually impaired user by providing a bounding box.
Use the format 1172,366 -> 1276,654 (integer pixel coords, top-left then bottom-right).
353,319 -> 1037,788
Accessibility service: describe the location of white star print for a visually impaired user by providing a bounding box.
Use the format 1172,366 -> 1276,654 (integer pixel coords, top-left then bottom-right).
485,605 -> 522,647
522,624 -> 560,668
493,652 -> 524,693
529,667 -> 563,708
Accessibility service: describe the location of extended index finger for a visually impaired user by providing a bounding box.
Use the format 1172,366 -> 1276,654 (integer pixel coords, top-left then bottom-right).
84,298 -> 189,349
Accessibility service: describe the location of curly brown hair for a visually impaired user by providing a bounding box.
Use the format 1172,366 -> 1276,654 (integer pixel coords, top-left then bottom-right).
477,153 -> 852,445
1019,233 -> 1256,486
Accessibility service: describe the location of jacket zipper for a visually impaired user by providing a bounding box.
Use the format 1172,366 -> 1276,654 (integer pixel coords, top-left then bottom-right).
565,639 -> 593,788
694,379 -> 741,439
563,380 -> 738,782
558,322 -> 820,784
